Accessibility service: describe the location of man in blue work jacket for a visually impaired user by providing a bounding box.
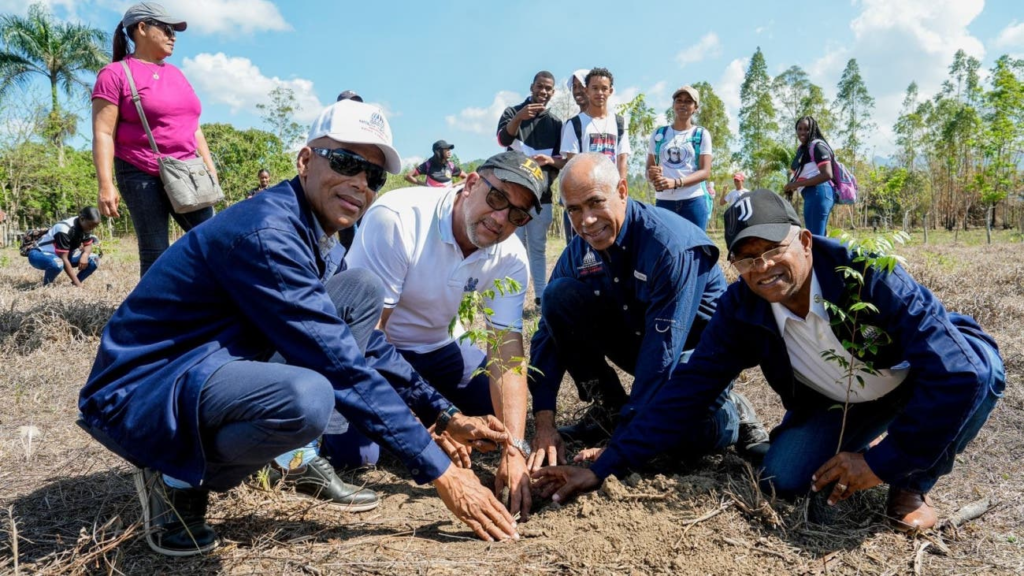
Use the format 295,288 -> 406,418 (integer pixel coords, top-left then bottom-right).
525,153 -> 769,473
534,189 -> 1004,532
79,100 -> 519,557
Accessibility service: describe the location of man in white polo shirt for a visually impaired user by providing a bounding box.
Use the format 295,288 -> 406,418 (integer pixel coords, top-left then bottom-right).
332,150 -> 542,520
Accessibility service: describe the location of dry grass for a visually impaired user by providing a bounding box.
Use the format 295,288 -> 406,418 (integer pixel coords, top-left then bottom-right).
1,230 -> 1022,575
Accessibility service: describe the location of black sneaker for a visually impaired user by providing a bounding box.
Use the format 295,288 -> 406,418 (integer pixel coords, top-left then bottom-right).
134,468 -> 219,557
729,391 -> 771,460
534,297 -> 542,307
267,456 -> 379,512
558,403 -> 620,445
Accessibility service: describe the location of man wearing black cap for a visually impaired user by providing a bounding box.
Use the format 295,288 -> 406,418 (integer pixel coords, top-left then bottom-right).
405,140 -> 465,187
339,150 -> 544,521
534,189 -> 1004,533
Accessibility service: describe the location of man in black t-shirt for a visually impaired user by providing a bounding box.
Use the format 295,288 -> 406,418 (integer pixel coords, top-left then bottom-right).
496,70 -> 564,306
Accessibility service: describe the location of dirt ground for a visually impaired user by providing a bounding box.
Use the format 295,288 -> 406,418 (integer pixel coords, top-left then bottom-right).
1,231 -> 1022,575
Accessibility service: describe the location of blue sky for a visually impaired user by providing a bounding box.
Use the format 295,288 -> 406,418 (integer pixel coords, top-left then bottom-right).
5,0 -> 1024,170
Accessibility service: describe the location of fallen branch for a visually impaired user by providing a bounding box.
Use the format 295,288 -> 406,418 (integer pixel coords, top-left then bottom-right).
940,497 -> 996,531
672,501 -> 733,549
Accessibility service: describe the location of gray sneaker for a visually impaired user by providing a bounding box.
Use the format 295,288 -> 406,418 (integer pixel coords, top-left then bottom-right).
267,456 -> 379,512
134,468 -> 219,557
729,391 -> 771,460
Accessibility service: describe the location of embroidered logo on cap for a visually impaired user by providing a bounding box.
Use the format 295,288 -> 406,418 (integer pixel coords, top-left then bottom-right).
520,158 -> 543,182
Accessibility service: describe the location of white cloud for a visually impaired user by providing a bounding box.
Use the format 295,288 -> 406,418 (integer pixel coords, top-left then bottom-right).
181,53 -> 323,123
800,0 -> 987,156
718,58 -> 748,135
993,21 -> 1024,49
755,20 -> 775,36
162,0 -> 290,35
676,32 -> 722,67
402,155 -> 424,170
445,90 -> 521,135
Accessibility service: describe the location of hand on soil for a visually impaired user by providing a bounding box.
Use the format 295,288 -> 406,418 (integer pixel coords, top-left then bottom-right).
528,426 -> 566,472
434,465 -> 519,542
811,451 -> 883,505
573,447 -> 605,463
531,466 -> 600,504
496,450 -> 532,521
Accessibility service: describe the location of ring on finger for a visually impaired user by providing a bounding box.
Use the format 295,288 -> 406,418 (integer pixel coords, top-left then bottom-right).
836,483 -> 848,491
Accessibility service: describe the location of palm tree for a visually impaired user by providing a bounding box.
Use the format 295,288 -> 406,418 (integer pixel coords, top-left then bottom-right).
0,3 -> 109,144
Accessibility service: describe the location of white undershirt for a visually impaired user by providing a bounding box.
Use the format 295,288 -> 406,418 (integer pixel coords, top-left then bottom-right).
770,272 -> 908,403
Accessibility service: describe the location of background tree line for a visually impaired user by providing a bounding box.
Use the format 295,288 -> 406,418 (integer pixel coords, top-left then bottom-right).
1,5 -> 1021,243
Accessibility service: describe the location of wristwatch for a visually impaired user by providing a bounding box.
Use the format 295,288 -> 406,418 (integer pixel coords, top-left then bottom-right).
435,405 -> 460,434
509,437 -> 532,459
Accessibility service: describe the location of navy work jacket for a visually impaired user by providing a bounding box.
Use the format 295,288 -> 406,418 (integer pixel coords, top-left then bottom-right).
529,199 -> 726,417
79,177 -> 451,486
591,236 -> 1002,485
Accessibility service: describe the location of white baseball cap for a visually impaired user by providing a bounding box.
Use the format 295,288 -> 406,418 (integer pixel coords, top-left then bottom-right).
306,101 -> 402,174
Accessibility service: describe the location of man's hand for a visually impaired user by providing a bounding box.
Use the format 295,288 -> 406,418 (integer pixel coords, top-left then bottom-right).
433,465 -> 519,542
445,413 -> 508,452
811,451 -> 883,506
531,465 -> 600,504
514,103 -> 545,122
77,257 -> 91,271
495,450 -> 532,521
573,447 -> 604,463
528,418 -> 566,472
531,154 -> 555,167
431,428 -> 473,468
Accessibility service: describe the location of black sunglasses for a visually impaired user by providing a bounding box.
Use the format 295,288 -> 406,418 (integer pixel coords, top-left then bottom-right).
480,178 -> 533,227
310,147 -> 387,192
145,20 -> 176,38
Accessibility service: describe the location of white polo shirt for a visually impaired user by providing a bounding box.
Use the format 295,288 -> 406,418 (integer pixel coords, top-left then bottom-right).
770,272 -> 908,403
346,186 -> 529,355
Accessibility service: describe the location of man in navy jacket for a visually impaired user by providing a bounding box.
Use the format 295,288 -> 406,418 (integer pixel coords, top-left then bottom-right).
79,100 -> 518,557
526,153 -> 769,472
535,189 -> 1004,532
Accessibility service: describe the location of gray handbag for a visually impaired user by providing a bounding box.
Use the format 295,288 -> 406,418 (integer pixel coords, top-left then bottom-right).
120,60 -> 223,214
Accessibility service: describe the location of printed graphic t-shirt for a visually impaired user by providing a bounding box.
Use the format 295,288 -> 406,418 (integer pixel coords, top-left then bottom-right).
647,126 -> 714,201
414,158 -> 464,187
559,112 -> 632,161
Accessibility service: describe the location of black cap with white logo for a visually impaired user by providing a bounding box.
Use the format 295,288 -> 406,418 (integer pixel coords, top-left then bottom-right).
724,189 -> 802,256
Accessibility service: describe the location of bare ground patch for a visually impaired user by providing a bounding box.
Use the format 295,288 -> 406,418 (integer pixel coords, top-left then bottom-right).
1,237 -> 1022,575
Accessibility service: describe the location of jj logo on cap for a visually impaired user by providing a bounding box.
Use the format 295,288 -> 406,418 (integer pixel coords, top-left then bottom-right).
736,197 -> 754,222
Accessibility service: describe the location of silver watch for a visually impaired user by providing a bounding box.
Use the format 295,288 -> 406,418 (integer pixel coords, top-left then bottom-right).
509,437 -> 532,458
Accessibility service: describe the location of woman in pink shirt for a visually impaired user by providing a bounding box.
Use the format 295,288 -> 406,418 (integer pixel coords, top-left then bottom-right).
92,3 -> 217,276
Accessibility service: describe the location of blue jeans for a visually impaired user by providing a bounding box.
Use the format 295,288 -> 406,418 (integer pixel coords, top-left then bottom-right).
515,203 -> 554,301
114,158 -> 214,277
181,268 -> 385,491
801,183 -> 834,236
28,249 -> 99,285
760,333 -> 1005,497
541,276 -> 737,444
656,195 -> 709,231
320,340 -> 493,469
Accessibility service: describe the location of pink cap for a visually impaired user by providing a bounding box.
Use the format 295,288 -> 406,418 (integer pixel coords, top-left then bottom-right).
733,171 -> 746,181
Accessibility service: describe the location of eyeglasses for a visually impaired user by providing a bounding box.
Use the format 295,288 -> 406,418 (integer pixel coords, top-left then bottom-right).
480,178 -> 533,227
145,20 -> 176,38
729,231 -> 799,274
310,147 -> 387,192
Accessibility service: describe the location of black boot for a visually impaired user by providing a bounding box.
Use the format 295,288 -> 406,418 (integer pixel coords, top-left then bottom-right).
267,456 -> 379,512
134,468 -> 219,557
729,391 -> 770,460
558,401 -> 621,445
